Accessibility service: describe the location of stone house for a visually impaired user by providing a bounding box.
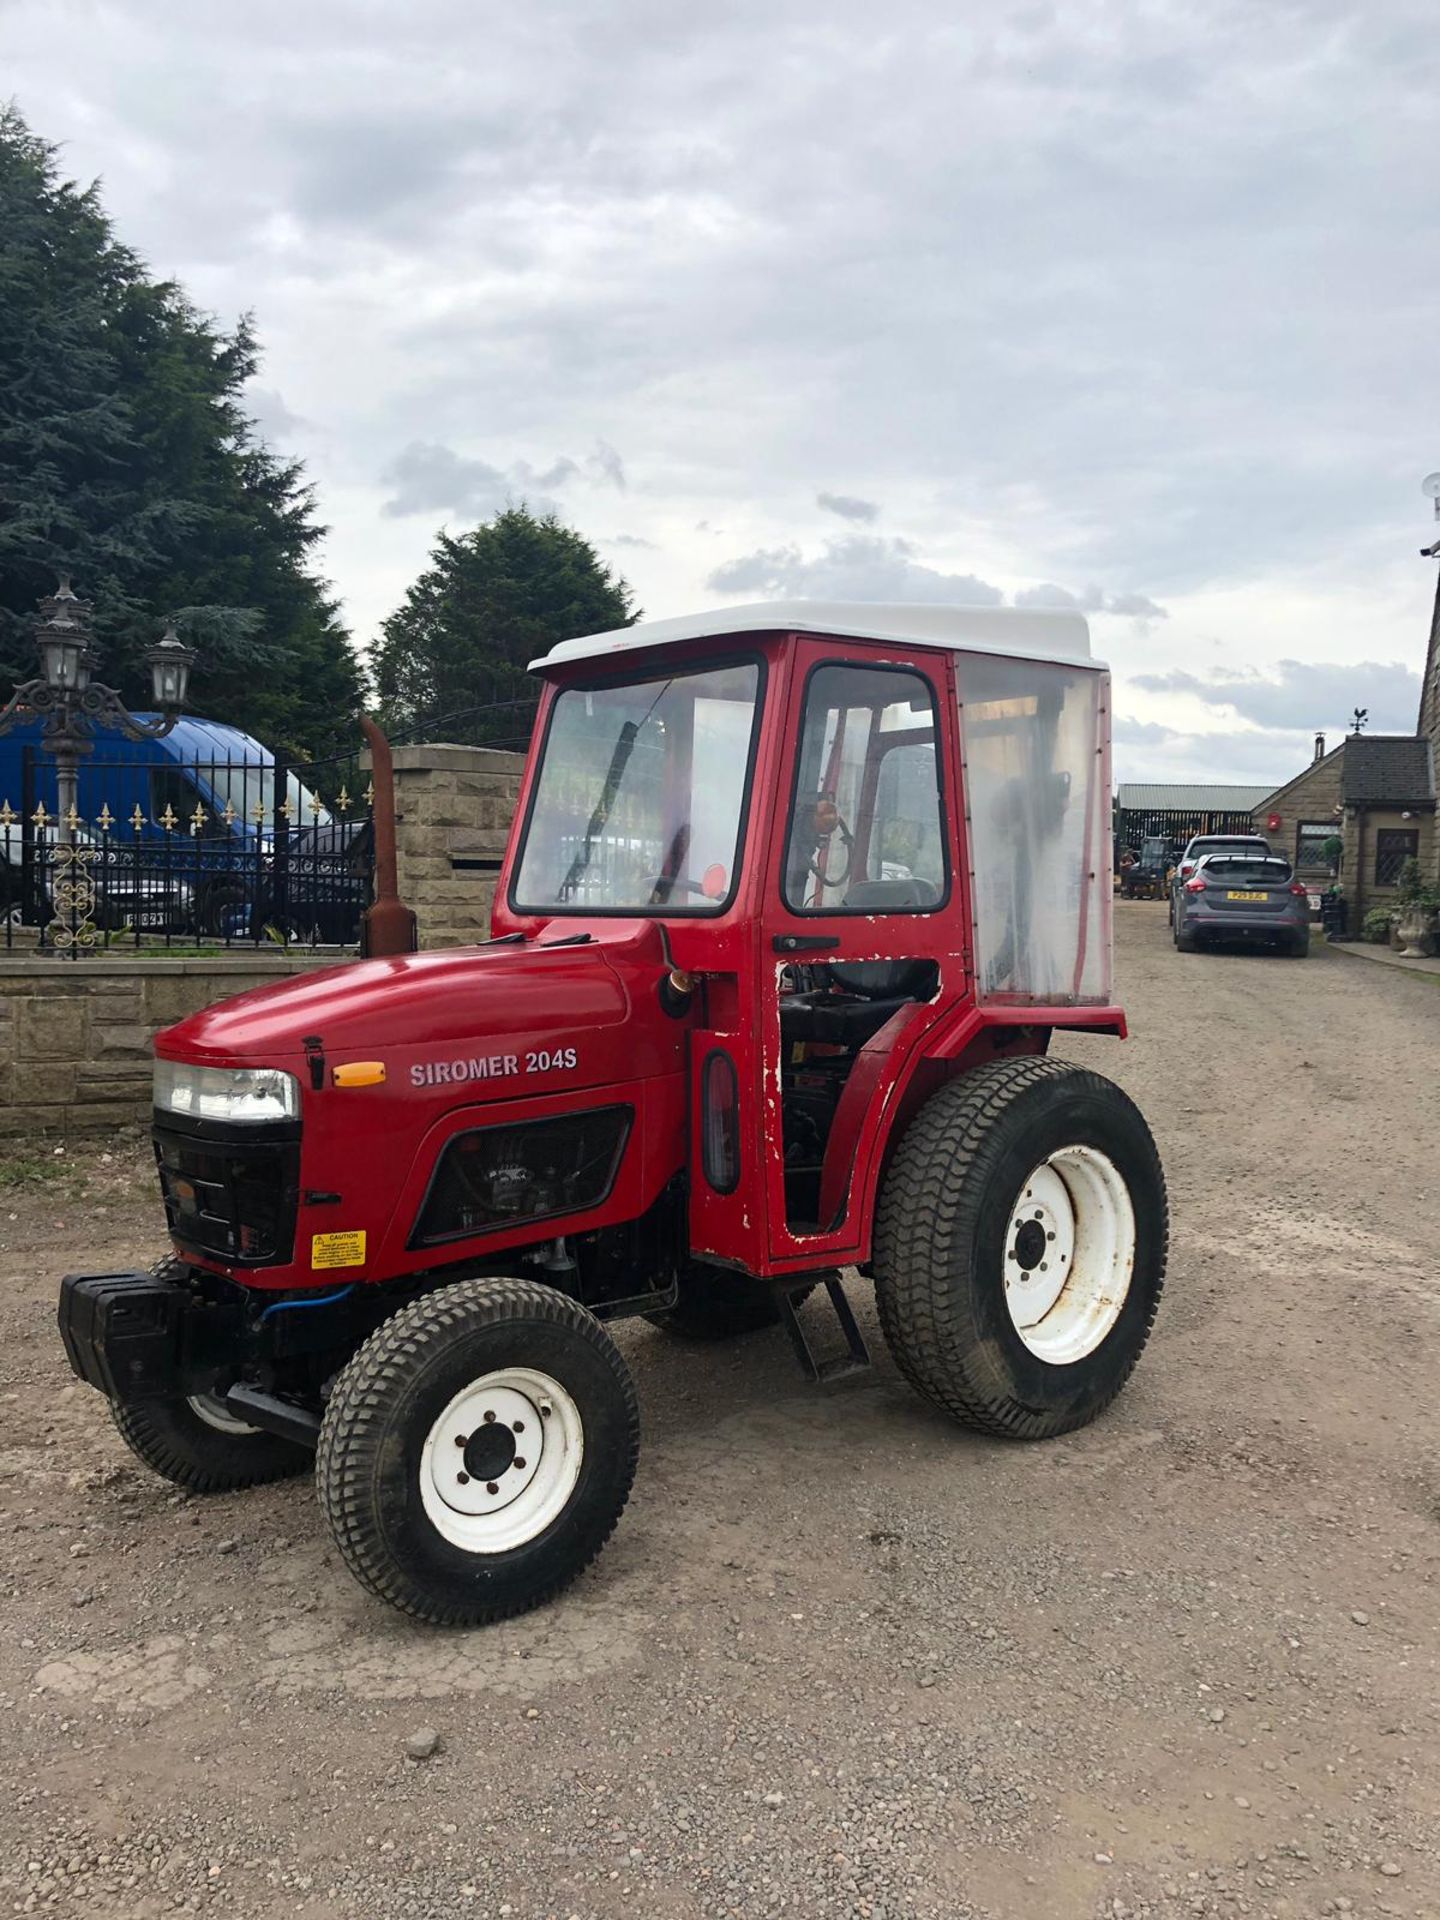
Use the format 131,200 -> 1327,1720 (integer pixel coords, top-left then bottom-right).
1252,566 -> 1440,918
1252,734 -> 1435,920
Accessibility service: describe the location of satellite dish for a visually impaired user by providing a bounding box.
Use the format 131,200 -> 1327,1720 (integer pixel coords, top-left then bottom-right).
1423,473 -> 1440,499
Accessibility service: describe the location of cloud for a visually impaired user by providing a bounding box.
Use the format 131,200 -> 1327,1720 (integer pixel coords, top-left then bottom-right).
588,441 -> 626,491
707,535 -> 1004,606
521,457 -> 580,490
817,491 -> 879,524
1110,709 -> 1338,785
1132,659 -> 1421,735
380,439 -> 627,520
610,532 -> 656,549
244,385 -> 307,448
11,0 -> 1438,661
1014,583 -> 1168,621
379,442 -> 511,521
1112,717 -> 1179,747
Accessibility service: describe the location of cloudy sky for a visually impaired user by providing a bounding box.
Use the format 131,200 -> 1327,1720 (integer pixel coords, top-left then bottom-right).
7,0 -> 1439,783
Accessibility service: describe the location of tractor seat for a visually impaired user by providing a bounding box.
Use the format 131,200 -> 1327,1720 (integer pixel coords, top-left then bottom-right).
779,878 -> 940,1046
827,879 -> 941,1000
779,992 -> 916,1047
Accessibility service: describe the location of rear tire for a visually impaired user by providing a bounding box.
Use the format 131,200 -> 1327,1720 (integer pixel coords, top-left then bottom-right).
316,1277 -> 639,1626
1286,933 -> 1310,957
645,1263 -> 793,1340
873,1059 -> 1167,1440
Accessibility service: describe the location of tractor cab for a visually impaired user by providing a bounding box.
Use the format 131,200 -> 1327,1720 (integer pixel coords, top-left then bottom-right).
59,603 -> 1165,1630
497,603 -> 1118,1277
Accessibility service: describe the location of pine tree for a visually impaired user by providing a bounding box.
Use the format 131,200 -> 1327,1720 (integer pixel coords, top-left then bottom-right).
373,508 -> 638,739
0,105 -> 364,760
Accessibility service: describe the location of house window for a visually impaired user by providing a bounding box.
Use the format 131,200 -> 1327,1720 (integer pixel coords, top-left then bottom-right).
1374,828 -> 1419,887
1295,822 -> 1340,875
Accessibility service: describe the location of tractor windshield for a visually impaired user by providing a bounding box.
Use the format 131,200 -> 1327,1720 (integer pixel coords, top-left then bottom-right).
513,660 -> 761,914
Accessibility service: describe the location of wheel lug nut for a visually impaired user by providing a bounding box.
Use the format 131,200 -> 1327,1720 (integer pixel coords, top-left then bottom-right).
1046,1231 -> 1056,1242
513,1420 -> 525,1433
486,1481 -> 499,1495
456,1471 -> 470,1485
483,1410 -> 496,1424
514,1457 -> 527,1471
454,1433 -> 467,1447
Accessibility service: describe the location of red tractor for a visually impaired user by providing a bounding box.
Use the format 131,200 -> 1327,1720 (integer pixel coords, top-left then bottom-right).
60,603 -> 1167,1626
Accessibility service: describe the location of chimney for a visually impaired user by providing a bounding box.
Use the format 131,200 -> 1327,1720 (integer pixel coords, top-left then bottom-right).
1313,731 -> 1326,762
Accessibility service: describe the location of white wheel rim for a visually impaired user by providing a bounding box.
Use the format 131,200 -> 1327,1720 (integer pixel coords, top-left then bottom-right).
188,1392 -> 259,1436
419,1367 -> 584,1554
1002,1145 -> 1136,1365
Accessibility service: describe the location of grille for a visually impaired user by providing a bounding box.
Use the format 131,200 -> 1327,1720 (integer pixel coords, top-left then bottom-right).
154,1120 -> 300,1265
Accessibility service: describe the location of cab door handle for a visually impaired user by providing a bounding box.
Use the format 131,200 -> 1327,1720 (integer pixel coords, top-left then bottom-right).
772,934 -> 840,952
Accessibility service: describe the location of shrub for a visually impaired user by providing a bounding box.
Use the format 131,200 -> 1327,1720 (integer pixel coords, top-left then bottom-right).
1362,907 -> 1396,944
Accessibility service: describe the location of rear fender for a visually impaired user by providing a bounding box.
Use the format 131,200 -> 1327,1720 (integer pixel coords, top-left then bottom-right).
815,1003 -> 1126,1268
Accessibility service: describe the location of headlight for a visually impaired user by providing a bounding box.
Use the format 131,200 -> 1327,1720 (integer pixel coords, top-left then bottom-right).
153,1059 -> 301,1123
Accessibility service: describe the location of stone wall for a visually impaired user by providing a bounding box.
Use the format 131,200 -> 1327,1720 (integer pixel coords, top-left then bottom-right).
0,953 -> 348,1136
389,744 -> 527,949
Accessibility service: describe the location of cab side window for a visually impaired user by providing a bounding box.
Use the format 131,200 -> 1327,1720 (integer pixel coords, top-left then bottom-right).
782,664 -> 946,913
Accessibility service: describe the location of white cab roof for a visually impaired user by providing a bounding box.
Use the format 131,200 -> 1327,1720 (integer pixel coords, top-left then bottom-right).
530,600 -> 1097,673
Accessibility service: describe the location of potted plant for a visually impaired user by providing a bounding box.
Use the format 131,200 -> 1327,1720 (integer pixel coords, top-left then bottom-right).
1392,857 -> 1439,957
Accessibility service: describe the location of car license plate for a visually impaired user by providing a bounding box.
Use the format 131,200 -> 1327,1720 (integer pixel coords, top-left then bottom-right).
1226,890 -> 1266,901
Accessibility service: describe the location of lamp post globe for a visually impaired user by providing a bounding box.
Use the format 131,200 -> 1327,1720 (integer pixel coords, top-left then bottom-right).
146,624 -> 197,712
36,577 -> 91,695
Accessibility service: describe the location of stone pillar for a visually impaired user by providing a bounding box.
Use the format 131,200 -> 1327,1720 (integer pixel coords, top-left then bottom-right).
389,745 -> 527,949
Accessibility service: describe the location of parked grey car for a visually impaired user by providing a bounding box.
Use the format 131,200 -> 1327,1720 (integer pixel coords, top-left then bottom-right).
1173,851 -> 1310,956
1168,833 -> 1272,927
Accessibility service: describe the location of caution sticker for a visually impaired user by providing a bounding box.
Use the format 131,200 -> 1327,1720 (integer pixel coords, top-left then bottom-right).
311,1229 -> 367,1271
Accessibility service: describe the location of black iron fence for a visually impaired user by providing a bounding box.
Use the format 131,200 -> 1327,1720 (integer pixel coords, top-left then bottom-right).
1,741 -> 373,954
1,684 -> 544,956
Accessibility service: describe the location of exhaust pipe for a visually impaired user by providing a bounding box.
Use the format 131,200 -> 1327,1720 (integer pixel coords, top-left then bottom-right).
359,716 -> 419,957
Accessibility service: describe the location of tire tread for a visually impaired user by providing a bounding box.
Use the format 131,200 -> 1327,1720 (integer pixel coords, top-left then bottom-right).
315,1276 -> 639,1628
873,1057 -> 1168,1440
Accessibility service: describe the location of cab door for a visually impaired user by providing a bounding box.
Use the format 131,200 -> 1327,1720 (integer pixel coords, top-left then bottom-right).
758,638 -> 970,1268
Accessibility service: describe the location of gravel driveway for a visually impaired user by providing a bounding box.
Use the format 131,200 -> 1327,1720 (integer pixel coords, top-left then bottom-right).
2,905 -> 1437,1919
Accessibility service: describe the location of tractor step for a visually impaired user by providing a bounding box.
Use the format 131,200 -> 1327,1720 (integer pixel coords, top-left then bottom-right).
773,1273 -> 874,1390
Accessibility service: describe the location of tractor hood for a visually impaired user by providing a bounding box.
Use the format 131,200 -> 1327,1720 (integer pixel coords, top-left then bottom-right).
154,923 -> 680,1093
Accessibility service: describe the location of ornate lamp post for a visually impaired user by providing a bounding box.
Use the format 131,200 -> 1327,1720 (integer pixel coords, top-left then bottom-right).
0,578 -> 198,950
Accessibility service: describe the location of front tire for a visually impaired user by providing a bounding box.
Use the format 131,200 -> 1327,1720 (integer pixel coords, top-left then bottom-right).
316,1278 -> 640,1626
873,1059 -> 1167,1440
